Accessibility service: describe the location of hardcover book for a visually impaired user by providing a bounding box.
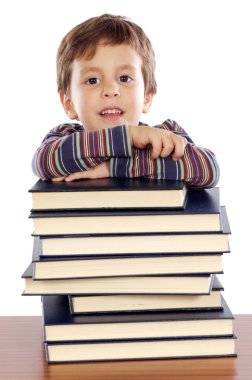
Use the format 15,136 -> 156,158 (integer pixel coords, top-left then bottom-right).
69,275 -> 224,314
30,187 -> 222,235
22,263 -> 214,295
37,206 -> 230,257
45,335 -> 236,363
29,178 -> 188,210
32,237 -> 223,280
42,294 -> 234,342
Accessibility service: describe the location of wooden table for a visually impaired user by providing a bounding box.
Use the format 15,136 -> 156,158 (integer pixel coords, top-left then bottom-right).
0,315 -> 251,380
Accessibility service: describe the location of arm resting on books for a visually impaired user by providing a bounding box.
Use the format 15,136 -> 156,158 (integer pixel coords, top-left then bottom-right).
32,123 -> 132,180
32,120 -> 219,188
111,120 -> 220,188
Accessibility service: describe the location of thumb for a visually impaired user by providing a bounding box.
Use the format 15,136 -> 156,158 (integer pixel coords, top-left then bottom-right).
52,176 -> 66,182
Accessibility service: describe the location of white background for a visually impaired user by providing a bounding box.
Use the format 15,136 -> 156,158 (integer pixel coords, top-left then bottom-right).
0,0 -> 251,315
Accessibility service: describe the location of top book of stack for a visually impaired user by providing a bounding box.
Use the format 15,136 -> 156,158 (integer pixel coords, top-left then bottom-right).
29,178 -> 188,211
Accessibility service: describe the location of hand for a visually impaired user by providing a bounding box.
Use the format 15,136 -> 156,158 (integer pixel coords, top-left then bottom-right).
52,160 -> 110,182
128,125 -> 187,160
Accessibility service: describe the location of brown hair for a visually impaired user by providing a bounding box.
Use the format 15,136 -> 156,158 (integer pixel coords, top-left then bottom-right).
57,14 -> 157,95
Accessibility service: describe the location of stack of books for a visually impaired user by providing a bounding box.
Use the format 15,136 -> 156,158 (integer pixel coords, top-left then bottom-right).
22,178 -> 236,363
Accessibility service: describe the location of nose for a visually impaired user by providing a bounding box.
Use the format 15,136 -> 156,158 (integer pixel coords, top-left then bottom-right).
101,81 -> 120,98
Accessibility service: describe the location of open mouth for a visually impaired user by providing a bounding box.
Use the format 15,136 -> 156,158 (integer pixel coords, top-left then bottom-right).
99,108 -> 124,116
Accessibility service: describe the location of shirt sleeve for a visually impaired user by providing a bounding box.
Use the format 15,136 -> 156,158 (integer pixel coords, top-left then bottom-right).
32,123 -> 132,180
110,119 -> 220,188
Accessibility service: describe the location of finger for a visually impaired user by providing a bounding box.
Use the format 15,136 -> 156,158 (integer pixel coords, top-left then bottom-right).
65,171 -> 88,182
159,133 -> 175,158
172,136 -> 187,160
149,134 -> 163,160
52,176 -> 66,182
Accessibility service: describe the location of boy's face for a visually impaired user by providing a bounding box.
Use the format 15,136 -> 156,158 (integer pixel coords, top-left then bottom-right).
61,43 -> 153,130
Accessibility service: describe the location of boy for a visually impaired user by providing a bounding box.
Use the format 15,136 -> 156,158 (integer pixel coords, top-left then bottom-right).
32,14 -> 219,187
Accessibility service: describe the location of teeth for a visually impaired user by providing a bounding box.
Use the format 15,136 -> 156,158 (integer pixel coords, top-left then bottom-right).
101,109 -> 122,115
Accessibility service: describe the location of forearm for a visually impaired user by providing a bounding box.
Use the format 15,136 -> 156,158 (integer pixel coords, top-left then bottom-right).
111,119 -> 220,188
176,144 -> 220,187
110,145 -> 219,188
156,119 -> 220,187
32,124 -> 132,180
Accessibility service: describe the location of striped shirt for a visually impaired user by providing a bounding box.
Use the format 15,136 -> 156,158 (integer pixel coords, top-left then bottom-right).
32,119 -> 219,188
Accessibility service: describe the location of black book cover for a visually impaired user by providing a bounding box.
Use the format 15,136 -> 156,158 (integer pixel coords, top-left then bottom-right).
36,205 -> 230,238
45,334 -> 237,363
29,177 -> 186,193
29,178 -> 188,211
22,263 -> 213,281
68,275 -> 224,314
22,262 -> 214,295
31,232 -> 224,280
32,235 -> 224,262
29,187 -> 220,218
42,293 -> 233,329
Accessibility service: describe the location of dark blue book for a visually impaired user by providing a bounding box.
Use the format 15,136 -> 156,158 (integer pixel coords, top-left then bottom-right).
42,292 -> 234,343
22,262 -> 214,296
30,187 -> 222,235
29,178 -> 188,210
31,236 -> 223,280
35,206 -> 230,257
69,275 -> 224,314
45,334 -> 236,363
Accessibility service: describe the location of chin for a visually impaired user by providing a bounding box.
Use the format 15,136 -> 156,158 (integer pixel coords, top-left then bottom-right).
102,121 -> 127,129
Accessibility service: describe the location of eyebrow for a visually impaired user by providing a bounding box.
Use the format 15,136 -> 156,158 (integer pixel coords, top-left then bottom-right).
80,67 -> 100,75
116,64 -> 137,72
80,64 -> 137,75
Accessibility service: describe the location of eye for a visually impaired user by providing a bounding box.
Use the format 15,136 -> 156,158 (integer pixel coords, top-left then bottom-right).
85,77 -> 100,85
119,75 -> 133,83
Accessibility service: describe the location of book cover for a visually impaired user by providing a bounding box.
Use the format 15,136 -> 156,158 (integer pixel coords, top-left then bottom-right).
69,275 -> 224,314
29,178 -> 188,210
22,263 -> 214,295
42,294 -> 234,342
45,335 -> 236,363
32,237 -> 223,279
38,206 -> 230,257
30,187 -> 222,235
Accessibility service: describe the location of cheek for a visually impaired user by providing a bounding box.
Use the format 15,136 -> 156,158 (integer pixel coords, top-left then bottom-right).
133,91 -> 146,113
75,93 -> 91,113
128,86 -> 145,105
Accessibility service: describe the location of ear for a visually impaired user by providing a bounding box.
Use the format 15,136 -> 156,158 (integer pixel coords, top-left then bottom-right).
142,92 -> 154,114
59,91 -> 79,120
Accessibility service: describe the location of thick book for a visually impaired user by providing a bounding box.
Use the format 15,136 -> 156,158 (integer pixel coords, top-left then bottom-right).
32,237 -> 223,280
22,263 -> 214,295
37,206 -> 230,257
45,335 -> 236,363
69,275 -> 224,314
42,294 -> 234,342
29,178 -> 188,210
30,188 -> 222,235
